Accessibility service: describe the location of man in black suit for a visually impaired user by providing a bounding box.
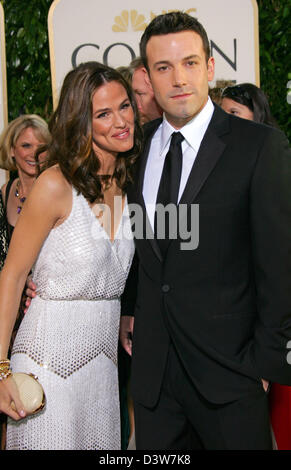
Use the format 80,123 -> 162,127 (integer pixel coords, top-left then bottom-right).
120,11 -> 291,450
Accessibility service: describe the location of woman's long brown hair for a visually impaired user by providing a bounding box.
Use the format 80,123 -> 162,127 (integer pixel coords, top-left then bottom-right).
43,61 -> 143,203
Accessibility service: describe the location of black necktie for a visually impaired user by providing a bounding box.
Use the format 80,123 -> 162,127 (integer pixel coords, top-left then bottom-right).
155,131 -> 184,255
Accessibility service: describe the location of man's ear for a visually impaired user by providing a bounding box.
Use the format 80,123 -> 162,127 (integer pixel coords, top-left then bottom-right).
142,67 -> 154,92
207,57 -> 215,82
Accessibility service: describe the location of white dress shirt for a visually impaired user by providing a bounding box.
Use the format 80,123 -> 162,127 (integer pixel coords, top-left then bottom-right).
143,97 -> 214,229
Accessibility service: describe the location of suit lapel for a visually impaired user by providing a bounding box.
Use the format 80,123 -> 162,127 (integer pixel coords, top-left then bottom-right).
133,107 -> 230,260
179,107 -> 228,206
168,106 -> 228,254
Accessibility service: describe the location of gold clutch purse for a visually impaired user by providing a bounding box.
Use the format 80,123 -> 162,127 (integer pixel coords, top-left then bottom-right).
11,373 -> 46,415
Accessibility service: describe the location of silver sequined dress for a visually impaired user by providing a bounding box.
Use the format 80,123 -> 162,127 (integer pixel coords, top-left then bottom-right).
6,187 -> 134,450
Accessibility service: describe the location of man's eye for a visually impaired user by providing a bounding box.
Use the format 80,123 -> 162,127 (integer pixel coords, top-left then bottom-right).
121,102 -> 131,109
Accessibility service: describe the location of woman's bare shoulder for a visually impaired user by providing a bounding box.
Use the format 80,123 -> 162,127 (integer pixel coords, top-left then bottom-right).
33,165 -> 71,201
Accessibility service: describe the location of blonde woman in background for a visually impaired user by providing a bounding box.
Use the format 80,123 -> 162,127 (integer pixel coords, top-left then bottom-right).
0,114 -> 50,345
0,115 -> 50,450
0,115 -> 51,242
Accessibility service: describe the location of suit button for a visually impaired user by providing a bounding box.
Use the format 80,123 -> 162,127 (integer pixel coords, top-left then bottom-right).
162,284 -> 170,293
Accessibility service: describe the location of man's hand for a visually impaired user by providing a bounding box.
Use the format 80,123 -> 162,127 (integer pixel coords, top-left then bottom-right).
23,278 -> 37,314
119,315 -> 134,356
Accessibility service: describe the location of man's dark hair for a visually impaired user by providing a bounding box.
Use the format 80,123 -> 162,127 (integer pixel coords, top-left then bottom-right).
140,11 -> 210,71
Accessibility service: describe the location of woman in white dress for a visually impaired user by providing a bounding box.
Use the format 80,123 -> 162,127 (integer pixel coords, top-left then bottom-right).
0,62 -> 142,450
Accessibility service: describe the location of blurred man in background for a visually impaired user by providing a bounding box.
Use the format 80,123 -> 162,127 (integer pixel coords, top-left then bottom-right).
130,57 -> 162,124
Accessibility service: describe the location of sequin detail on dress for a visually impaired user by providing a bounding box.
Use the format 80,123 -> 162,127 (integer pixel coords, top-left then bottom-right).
6,188 -> 134,450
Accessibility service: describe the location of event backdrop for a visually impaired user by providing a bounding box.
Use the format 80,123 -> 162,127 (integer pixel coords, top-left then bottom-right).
48,0 -> 259,107
0,2 -> 7,186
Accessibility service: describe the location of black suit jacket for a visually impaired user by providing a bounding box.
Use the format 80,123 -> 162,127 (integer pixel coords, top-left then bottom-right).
122,104 -> 291,407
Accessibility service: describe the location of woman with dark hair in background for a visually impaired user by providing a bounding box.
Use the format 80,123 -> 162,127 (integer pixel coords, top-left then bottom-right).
0,61 -> 142,450
221,82 -> 277,126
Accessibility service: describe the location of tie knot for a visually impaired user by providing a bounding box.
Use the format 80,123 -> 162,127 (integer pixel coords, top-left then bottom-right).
171,132 -> 184,146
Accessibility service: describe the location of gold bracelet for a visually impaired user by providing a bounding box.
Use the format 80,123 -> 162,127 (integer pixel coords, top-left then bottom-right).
0,369 -> 12,381
0,360 -> 10,367
0,359 -> 10,365
0,360 -> 11,375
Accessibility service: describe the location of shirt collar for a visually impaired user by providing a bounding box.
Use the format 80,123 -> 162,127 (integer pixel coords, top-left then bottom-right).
160,97 -> 214,155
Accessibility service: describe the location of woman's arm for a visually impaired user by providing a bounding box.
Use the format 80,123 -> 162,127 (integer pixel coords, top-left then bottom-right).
0,166 -> 71,419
